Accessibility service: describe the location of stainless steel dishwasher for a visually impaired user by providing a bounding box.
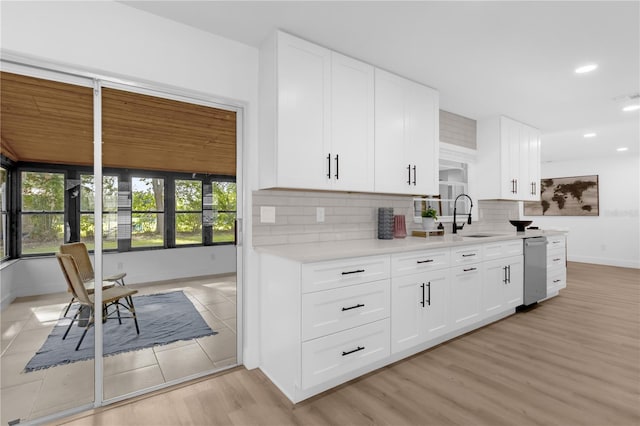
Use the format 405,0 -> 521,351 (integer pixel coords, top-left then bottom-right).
523,236 -> 548,306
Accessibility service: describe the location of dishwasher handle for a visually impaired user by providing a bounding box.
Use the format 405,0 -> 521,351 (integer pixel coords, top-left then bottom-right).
525,237 -> 548,247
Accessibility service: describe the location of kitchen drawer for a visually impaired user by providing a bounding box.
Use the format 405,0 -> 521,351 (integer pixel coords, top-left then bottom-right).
302,280 -> 390,341
391,248 -> 451,276
302,255 -> 391,294
451,245 -> 483,265
547,251 -> 566,269
301,318 -> 390,389
547,235 -> 566,249
547,268 -> 567,294
483,239 -> 523,261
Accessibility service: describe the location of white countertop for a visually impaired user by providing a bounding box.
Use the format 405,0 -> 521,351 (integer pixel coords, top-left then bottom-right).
254,230 -> 566,263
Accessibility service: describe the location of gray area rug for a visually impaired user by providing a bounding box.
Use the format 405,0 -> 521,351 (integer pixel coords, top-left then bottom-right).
25,290 -> 217,372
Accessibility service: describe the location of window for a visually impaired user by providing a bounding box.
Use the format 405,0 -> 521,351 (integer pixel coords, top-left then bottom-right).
80,175 -> 118,251
21,171 -> 65,255
131,177 -> 164,248
0,167 -> 8,260
212,181 -> 236,243
175,179 -> 202,245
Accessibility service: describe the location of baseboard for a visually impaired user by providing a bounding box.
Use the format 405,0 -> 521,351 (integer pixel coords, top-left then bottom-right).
568,256 -> 640,269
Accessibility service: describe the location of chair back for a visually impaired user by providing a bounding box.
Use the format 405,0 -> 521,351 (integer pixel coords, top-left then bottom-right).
56,253 -> 93,306
60,242 -> 94,282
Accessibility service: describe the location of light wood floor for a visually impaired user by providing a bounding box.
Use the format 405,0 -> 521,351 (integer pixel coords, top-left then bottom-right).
57,262 -> 640,426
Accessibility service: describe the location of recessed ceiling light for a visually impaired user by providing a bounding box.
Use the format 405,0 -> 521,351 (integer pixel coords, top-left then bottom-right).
617,147 -> 629,152
575,64 -> 598,74
622,104 -> 640,112
583,133 -> 597,138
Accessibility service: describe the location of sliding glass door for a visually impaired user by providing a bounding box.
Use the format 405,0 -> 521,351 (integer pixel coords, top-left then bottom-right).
0,64 -> 242,422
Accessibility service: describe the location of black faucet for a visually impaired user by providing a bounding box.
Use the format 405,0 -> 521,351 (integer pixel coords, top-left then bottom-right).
452,194 -> 473,234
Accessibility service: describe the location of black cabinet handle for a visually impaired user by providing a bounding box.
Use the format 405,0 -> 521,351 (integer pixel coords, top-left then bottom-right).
426,282 -> 431,306
507,265 -> 511,283
335,154 -> 339,180
511,179 -> 516,194
341,269 -> 365,275
327,153 -> 331,179
463,267 -> 477,272
407,164 -> 411,185
341,303 -> 365,312
421,283 -> 425,307
553,258 -> 561,261
531,182 -> 536,195
417,259 -> 434,264
462,253 -> 476,257
412,165 -> 417,185
553,279 -> 561,283
342,346 -> 365,356
503,266 -> 508,284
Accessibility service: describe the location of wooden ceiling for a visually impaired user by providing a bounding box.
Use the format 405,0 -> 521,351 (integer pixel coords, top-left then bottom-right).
0,72 -> 236,176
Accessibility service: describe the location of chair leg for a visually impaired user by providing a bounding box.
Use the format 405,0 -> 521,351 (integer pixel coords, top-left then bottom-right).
62,306 -> 81,340
127,295 -> 140,335
116,302 -> 122,325
75,310 -> 94,351
63,296 -> 75,317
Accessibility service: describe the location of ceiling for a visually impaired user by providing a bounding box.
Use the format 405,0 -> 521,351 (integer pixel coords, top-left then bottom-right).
121,1 -> 639,162
1,72 -> 236,175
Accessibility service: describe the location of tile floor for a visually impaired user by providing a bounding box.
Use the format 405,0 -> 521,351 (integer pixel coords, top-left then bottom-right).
0,274 -> 237,424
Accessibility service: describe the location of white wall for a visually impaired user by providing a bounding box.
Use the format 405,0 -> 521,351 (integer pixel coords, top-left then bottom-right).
521,155 -> 640,268
0,1 -> 261,367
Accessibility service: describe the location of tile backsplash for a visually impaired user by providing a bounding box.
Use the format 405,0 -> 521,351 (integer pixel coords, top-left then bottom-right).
252,190 -> 416,246
252,190 -> 522,246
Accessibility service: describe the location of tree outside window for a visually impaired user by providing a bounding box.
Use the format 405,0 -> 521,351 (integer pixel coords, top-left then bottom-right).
131,177 -> 164,248
213,181 -> 236,243
80,175 -> 118,251
21,171 -> 65,254
0,167 -> 8,259
175,179 -> 202,245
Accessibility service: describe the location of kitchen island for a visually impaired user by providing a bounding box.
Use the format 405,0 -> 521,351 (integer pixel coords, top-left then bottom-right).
257,230 -> 567,403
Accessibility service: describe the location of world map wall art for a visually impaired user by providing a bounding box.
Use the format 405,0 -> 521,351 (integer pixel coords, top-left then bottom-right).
524,175 -> 599,216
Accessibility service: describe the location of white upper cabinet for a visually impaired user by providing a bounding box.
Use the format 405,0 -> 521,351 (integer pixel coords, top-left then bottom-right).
330,52 -> 375,192
476,116 -> 541,201
259,31 -> 374,192
374,69 -> 439,195
260,31 -> 438,195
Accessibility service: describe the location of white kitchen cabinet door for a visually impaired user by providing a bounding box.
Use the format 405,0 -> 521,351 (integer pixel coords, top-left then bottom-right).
276,32 -> 331,189
483,256 -> 524,317
330,52 -> 375,192
504,256 -> 524,309
405,83 -> 439,195
391,273 -> 423,353
477,115 -> 541,201
374,68 -> 439,195
449,264 -> 483,330
391,268 -> 450,354
374,69 -> 407,194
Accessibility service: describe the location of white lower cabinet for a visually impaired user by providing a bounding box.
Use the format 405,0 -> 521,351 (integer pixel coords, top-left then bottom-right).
483,256 -> 524,317
450,263 -> 483,329
301,318 -> 390,389
391,268 -> 450,353
259,236 -> 555,403
546,235 -> 567,296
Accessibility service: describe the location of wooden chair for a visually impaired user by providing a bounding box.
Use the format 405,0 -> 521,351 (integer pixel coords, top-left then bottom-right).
60,242 -> 127,316
56,253 -> 140,351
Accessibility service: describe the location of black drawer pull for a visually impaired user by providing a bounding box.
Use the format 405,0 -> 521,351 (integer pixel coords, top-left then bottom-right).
553,279 -> 561,283
553,258 -> 561,261
341,269 -> 365,275
342,303 -> 365,312
417,259 -> 434,264
462,253 -> 477,257
463,267 -> 477,272
342,346 -> 365,356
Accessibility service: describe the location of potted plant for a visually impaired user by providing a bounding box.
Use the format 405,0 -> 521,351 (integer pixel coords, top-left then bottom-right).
422,207 -> 438,231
